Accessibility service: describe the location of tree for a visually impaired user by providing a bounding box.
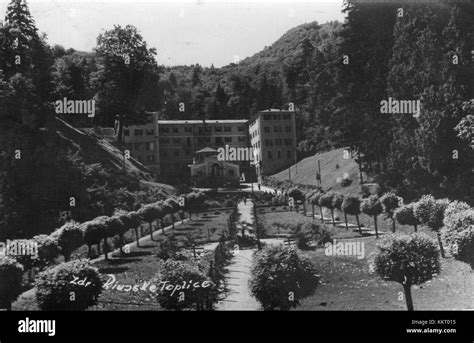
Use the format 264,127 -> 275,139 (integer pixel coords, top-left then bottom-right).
93,25 -> 159,141
310,192 -> 324,222
413,195 -> 450,258
36,260 -> 103,310
373,233 -> 440,311
380,192 -> 401,233
394,203 -> 420,232
249,245 -> 320,310
163,198 -> 180,230
128,211 -> 142,246
332,193 -> 345,228
361,195 -> 383,238
105,216 -> 124,258
138,204 -> 161,241
0,256 -> 24,310
319,192 -> 337,226
342,196 -> 362,234
114,210 -> 134,255
51,221 -> 84,262
82,218 -> 106,257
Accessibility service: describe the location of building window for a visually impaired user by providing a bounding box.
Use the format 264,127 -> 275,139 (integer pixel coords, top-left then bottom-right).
265,139 -> 273,146
224,126 -> 231,132
264,126 -> 270,133
273,114 -> 280,120
159,138 -> 170,144
229,170 -> 234,176
172,127 -> 179,133
185,126 -> 192,133
134,142 -> 141,150
224,137 -> 232,143
286,125 -> 291,132
174,150 -> 180,157
162,151 -> 168,157
238,126 -> 244,132
146,129 -> 154,136
124,129 -> 129,136
137,155 -> 143,162
287,150 -> 291,158
134,129 -> 143,136
238,136 -> 245,142
215,126 -> 222,132
215,137 -> 223,145
187,137 -> 191,146
277,150 -> 281,158
185,150 -> 191,156
274,126 -> 282,133
146,155 -> 155,163
268,151 -> 273,159
284,139 -> 292,146
173,138 -> 181,144
159,127 -> 169,133
275,139 -> 282,146
263,114 -> 271,120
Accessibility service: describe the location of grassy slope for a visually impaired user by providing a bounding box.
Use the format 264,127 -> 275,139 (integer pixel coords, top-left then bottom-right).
271,147 -> 364,196
55,117 -> 155,180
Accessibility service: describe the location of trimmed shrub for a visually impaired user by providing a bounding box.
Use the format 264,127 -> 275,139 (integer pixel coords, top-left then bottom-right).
223,199 -> 235,208
249,245 -> 320,310
36,260 -> 103,310
0,257 -> 24,310
413,195 -> 450,257
342,196 -> 362,234
361,195 -> 383,238
441,207 -> 474,268
31,234 -> 60,269
51,221 -> 84,261
288,188 -> 304,202
380,192 -> 401,233
155,259 -> 215,310
394,203 -> 420,232
373,233 -> 440,311
443,201 -> 471,229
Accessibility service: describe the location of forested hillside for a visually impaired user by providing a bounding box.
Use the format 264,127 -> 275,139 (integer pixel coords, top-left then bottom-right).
1,0 -> 473,241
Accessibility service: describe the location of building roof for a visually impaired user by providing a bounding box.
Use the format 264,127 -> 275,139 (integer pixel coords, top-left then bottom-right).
195,147 -> 218,154
157,119 -> 248,124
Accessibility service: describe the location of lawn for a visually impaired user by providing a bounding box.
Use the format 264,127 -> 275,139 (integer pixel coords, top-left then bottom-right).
256,206 -> 474,310
92,209 -> 232,310
12,210 -> 232,311
294,236 -> 474,310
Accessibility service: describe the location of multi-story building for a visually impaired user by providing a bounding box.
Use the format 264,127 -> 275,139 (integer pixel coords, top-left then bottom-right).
249,109 -> 297,182
123,109 -> 296,184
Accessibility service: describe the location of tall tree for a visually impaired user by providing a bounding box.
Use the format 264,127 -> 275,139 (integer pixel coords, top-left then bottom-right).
92,25 -> 159,141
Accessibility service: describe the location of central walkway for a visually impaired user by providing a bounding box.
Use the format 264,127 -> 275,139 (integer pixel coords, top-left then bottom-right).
216,199 -> 260,310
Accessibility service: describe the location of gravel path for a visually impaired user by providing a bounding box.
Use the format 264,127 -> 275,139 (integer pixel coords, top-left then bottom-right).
216,199 -> 260,311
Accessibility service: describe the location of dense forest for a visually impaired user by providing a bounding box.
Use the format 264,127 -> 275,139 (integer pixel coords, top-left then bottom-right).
0,0 -> 473,239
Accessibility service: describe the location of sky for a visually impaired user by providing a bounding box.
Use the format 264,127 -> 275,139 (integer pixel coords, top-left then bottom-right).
0,0 -> 346,67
